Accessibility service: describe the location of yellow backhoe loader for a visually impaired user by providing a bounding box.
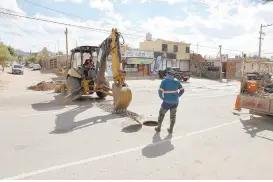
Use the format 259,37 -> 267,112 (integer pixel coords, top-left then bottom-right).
61,28 -> 132,111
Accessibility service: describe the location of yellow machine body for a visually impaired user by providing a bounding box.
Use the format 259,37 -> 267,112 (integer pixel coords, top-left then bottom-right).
109,29 -> 132,110
67,68 -> 81,79
64,28 -> 132,111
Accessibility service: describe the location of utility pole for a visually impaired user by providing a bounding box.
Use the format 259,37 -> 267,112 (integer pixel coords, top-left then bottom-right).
219,45 -> 222,82
258,23 -> 273,59
258,24 -> 263,59
197,42 -> 199,54
65,28 -> 68,68
76,40 -> 77,47
57,40 -> 60,67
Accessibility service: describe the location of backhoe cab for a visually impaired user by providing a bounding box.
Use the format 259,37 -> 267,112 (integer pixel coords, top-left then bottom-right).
62,28 -> 132,111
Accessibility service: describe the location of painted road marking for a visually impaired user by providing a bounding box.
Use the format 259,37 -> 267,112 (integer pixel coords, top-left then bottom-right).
1,117 -> 249,180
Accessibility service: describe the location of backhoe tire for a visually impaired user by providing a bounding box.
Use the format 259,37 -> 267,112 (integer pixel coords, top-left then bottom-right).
96,79 -> 110,98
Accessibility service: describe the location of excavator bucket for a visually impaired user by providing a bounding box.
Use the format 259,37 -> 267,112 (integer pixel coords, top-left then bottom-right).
112,83 -> 132,111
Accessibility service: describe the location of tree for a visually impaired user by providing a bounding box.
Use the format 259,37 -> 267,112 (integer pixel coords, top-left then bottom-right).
7,46 -> 17,57
18,54 -> 23,60
0,46 -> 13,67
248,54 -> 259,59
18,55 -> 24,63
0,46 -> 13,61
57,51 -> 63,55
42,47 -> 48,57
27,56 -> 37,62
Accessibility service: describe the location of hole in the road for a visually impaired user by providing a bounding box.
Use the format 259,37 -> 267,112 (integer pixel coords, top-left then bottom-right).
143,120 -> 158,126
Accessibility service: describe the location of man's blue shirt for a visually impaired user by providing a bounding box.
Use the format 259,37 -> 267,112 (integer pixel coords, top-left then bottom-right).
158,77 -> 184,104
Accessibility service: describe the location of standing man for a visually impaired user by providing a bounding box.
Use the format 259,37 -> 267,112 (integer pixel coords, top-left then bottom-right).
155,69 -> 185,134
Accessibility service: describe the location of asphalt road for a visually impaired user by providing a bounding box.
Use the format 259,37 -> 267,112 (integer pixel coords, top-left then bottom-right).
1,68 -> 273,180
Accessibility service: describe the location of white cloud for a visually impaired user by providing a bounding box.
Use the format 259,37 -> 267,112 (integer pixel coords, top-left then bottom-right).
89,0 -> 114,11
54,0 -> 86,3
1,0 -> 273,58
0,0 -> 25,14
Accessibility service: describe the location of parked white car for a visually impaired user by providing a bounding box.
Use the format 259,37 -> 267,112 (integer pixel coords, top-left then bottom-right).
29,63 -> 33,68
12,64 -> 24,75
32,64 -> 41,70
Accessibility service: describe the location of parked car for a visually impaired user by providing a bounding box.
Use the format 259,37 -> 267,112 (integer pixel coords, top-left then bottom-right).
12,64 -> 24,75
158,67 -> 192,82
28,63 -> 33,68
32,64 -> 41,70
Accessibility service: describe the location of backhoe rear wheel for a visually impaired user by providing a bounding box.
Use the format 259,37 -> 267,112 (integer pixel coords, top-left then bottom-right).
96,79 -> 110,98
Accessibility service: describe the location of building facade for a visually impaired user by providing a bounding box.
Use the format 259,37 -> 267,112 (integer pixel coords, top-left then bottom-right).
139,39 -> 191,60
123,49 -> 154,76
43,55 -> 70,69
139,39 -> 191,71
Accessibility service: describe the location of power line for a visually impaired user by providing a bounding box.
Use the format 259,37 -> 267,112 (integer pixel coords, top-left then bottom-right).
0,7 -> 25,15
0,8 -> 260,55
191,44 -> 255,53
18,0 -> 143,33
19,0 -> 86,20
0,13 -> 22,36
0,10 -> 144,39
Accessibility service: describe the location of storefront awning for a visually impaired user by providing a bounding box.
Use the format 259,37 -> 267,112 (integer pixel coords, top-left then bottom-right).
126,58 -> 154,64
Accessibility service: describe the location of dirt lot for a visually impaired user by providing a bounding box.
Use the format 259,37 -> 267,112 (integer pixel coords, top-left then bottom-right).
0,67 -> 57,94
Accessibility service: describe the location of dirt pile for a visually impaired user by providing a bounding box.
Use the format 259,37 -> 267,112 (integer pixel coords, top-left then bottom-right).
27,81 -> 56,91
95,101 -> 143,124
55,68 -> 67,77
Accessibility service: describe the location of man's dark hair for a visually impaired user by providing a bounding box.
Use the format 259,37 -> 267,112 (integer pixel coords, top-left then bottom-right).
84,59 -> 92,65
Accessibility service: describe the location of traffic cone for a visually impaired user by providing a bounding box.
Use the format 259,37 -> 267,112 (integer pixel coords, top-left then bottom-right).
234,94 -> 241,111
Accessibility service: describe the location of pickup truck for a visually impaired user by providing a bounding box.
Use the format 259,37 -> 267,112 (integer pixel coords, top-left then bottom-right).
12,64 -> 24,75
158,67 -> 192,81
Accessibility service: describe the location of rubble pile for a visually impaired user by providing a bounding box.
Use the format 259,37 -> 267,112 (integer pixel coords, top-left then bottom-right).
95,101 -> 143,124
55,68 -> 67,77
27,81 -> 56,91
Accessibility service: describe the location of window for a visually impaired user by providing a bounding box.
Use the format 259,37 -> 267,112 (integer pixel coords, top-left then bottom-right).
14,65 -> 22,69
173,45 -> 178,52
208,67 -> 219,71
185,46 -> 190,53
162,44 -> 168,51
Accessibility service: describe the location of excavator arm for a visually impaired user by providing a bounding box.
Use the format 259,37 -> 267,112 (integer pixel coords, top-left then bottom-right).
95,28 -> 132,111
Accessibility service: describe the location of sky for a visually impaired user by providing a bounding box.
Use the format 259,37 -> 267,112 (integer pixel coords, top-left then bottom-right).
0,0 -> 273,58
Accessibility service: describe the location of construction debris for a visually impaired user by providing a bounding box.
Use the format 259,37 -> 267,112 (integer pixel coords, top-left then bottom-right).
27,81 -> 56,91
95,101 -> 143,124
55,68 -> 67,77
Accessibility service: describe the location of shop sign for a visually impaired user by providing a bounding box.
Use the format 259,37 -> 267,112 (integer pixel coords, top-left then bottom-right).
126,58 -> 154,64
125,50 -> 154,58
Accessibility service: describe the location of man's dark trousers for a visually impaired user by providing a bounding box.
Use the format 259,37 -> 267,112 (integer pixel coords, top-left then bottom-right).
156,101 -> 178,133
